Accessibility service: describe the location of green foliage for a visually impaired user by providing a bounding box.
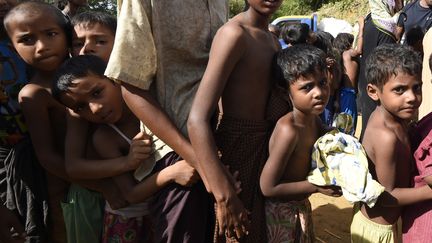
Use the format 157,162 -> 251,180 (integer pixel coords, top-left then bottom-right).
86,0 -> 116,16
228,0 -> 369,24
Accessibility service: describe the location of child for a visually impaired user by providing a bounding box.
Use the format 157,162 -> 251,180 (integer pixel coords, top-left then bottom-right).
402,53 -> 432,242
4,2 -> 71,241
281,23 -> 316,47
259,44 -> 342,242
188,0 -> 290,242
70,11 -> 116,63
332,17 -> 364,135
350,44 -> 432,243
52,54 -> 199,243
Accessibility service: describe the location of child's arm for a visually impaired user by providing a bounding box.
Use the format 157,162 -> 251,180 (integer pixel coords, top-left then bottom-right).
125,160 -> 199,204
92,127 -> 199,204
260,120 -> 342,201
352,16 -> 364,57
371,130 -> 432,206
120,83 -> 208,188
18,84 -> 68,179
188,25 -> 261,238
65,112 -> 152,179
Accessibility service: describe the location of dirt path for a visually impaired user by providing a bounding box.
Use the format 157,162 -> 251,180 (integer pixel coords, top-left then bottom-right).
310,194 -> 353,243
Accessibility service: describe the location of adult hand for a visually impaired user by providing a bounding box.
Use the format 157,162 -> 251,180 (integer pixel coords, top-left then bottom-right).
216,194 -> 250,240
0,205 -> 26,243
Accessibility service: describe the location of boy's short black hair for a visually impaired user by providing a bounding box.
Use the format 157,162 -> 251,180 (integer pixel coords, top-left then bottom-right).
366,44 -> 421,89
4,1 -> 72,43
71,11 -> 117,35
333,32 -> 354,53
281,23 -> 310,45
274,44 -> 327,89
52,55 -> 107,100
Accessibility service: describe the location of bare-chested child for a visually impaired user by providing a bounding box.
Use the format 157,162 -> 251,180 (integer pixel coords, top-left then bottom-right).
3,3 -> 130,242
53,55 -> 199,242
259,44 -> 342,242
188,1 -> 288,242
4,3 -> 72,241
350,44 -> 432,243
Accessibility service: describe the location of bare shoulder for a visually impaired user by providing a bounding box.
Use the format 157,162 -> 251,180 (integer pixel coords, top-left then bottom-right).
272,113 -> 298,142
18,83 -> 52,105
215,19 -> 247,43
92,125 -> 118,148
363,121 -> 398,160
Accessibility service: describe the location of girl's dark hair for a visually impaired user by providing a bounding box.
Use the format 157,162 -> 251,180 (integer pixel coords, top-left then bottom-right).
333,33 -> 354,53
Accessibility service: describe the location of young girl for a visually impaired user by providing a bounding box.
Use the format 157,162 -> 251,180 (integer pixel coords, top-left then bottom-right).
4,2 -> 72,241
259,45 -> 342,242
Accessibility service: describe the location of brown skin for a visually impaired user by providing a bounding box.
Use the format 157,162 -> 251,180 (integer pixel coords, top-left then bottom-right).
260,72 -> 341,203
188,0 -> 282,239
361,73 -> 432,225
341,17 -> 364,91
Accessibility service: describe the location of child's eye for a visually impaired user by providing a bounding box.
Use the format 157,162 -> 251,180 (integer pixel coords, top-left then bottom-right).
301,84 -> 313,91
319,78 -> 328,86
92,89 -> 102,97
96,39 -> 107,45
47,31 -> 58,37
393,86 -> 405,94
413,84 -> 422,94
18,36 -> 35,45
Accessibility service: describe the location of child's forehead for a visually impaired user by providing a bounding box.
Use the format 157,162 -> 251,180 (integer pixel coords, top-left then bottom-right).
74,22 -> 114,35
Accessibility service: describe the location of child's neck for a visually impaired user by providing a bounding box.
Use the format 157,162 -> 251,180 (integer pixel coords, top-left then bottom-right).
31,70 -> 56,90
243,8 -> 271,29
376,105 -> 410,128
114,102 -> 139,128
292,108 -> 317,127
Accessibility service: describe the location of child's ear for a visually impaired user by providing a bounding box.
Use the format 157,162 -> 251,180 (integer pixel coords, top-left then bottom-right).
367,83 -> 380,101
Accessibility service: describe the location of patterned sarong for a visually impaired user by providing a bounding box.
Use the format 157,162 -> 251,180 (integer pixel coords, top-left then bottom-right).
214,90 -> 291,243
265,199 -> 314,243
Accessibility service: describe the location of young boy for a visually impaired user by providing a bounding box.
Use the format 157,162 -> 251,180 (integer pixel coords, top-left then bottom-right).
70,11 -> 116,63
259,44 -> 342,242
188,1 -> 290,242
53,54 -> 199,243
350,44 -> 432,243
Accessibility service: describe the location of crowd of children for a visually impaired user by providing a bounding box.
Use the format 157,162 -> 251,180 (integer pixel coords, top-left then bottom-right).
1,0 -> 432,243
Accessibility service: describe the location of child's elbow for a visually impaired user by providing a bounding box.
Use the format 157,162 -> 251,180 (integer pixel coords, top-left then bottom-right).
187,112 -> 203,135
259,177 -> 275,198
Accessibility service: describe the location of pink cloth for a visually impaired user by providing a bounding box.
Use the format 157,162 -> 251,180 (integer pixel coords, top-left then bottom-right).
402,113 -> 432,242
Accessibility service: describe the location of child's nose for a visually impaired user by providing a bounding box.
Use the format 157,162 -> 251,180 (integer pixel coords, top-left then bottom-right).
89,102 -> 102,114
36,39 -> 48,53
81,43 -> 95,55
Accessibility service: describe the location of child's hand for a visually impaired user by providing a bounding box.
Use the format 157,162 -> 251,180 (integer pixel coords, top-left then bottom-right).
169,160 -> 200,187
316,185 -> 342,197
0,205 -> 26,243
126,131 -> 152,171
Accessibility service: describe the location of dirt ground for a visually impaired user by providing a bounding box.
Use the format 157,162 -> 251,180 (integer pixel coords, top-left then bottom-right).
309,116 -> 363,243
310,193 -> 353,243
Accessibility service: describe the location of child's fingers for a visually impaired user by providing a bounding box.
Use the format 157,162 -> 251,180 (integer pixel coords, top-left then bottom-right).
132,131 -> 152,141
